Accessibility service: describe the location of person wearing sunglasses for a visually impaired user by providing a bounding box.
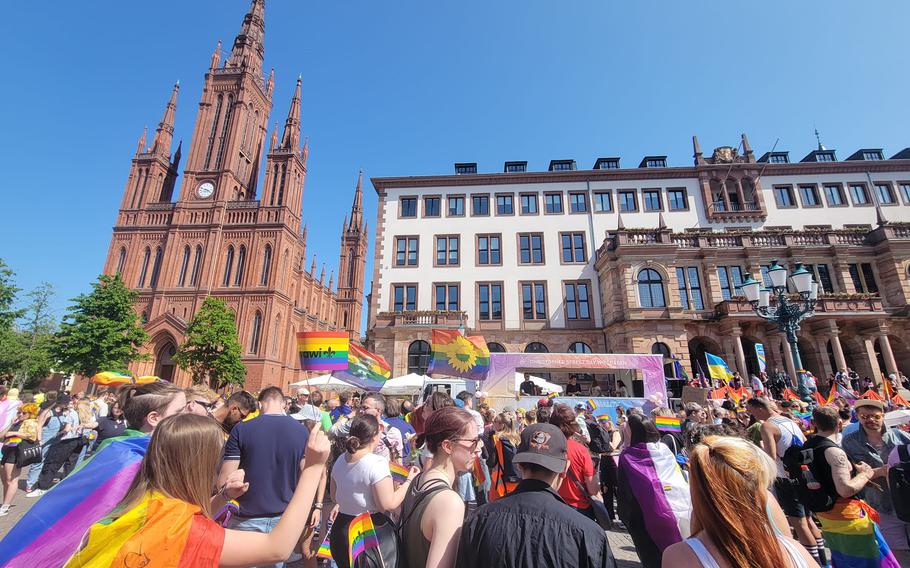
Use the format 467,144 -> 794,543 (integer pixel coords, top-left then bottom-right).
208,391 -> 256,435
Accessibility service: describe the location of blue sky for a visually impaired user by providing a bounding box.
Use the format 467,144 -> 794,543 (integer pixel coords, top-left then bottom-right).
2,0 -> 908,321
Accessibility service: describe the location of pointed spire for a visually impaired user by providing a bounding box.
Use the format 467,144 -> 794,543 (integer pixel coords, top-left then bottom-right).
342,214 -> 349,232
227,0 -> 265,76
320,264 -> 326,285
300,136 -> 309,166
310,254 -> 317,275
136,126 -> 148,155
876,205 -> 889,226
302,223 -> 308,241
266,68 -> 275,96
172,140 -> 183,168
692,135 -> 704,165
658,212 -> 666,229
616,213 -> 625,230
349,169 -> 364,231
329,270 -> 334,290
741,133 -> 754,161
814,128 -> 826,151
269,122 -> 278,151
152,82 -> 179,157
210,40 -> 222,70
281,76 -> 302,150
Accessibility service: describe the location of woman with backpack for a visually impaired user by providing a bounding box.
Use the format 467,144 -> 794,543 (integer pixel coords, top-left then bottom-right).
484,411 -> 520,502
399,407 -> 478,568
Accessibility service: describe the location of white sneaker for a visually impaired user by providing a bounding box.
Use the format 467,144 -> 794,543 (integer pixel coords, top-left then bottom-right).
25,489 -> 46,498
0,505 -> 9,516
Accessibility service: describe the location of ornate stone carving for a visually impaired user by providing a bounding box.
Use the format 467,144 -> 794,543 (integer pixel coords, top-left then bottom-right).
711,146 -> 739,163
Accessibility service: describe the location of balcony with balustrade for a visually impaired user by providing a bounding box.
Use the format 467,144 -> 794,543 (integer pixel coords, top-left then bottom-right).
374,310 -> 467,329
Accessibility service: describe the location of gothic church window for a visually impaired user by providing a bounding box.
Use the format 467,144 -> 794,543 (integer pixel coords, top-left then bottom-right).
190,246 -> 203,287
234,245 -> 246,287
149,247 -> 163,287
260,244 -> 272,285
215,95 -> 234,169
250,311 -> 262,355
138,247 -> 151,287
178,246 -> 191,287
116,247 -> 127,275
204,95 -> 223,170
223,246 -> 235,287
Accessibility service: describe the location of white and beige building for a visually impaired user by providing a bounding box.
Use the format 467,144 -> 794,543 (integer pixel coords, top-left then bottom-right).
367,136 -> 910,394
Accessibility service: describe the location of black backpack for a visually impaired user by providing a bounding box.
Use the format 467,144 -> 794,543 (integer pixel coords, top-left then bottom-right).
888,443 -> 910,522
782,436 -> 839,513
585,419 -> 613,455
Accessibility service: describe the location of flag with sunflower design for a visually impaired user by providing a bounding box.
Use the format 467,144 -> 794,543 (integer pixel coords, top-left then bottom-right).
427,329 -> 491,380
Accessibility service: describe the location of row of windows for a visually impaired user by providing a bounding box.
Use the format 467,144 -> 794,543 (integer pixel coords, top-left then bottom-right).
773,182 -> 910,209
398,187 -> 690,219
406,339 -> 591,375
120,243 -> 275,290
394,232 -> 589,268
391,280 -> 593,321
221,244 -> 272,287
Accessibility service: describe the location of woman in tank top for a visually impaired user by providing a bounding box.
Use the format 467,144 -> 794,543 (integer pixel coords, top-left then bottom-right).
399,407 -> 479,568
662,435 -> 818,568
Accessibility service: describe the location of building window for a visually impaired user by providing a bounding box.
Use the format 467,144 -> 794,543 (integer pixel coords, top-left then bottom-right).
149,247 -> 163,288
849,184 -> 870,205
875,183 -> 896,204
544,193 -> 563,214
569,192 -> 588,213
505,162 -> 526,173
848,263 -> 878,294
234,245 -> 246,286
618,191 -> 638,212
637,268 -> 666,308
190,246 -> 202,287
560,232 -> 587,263
521,282 -> 547,320
400,197 -> 417,218
863,150 -> 883,160
816,152 -> 835,162
774,186 -> 796,208
424,196 -> 440,217
667,189 -> 687,211
478,283 -> 502,321
249,311 -> 262,354
455,163 -> 477,175
407,340 -> 431,375
138,247 -> 151,287
487,342 -> 506,352
569,342 -> 592,353
824,184 -> 846,206
447,195 -> 465,216
551,161 -> 574,171
717,266 -> 744,300
222,246 -> 234,286
520,193 -> 538,215
394,237 -> 419,267
471,194 -> 490,216
769,154 -> 788,164
434,283 -> 459,311
899,183 -> 910,204
259,244 -> 272,285
805,263 -> 835,293
564,281 -> 591,320
177,246 -> 191,287
799,185 -> 821,207
477,234 -> 501,265
393,284 -> 417,311
593,191 -> 612,212
525,341 -> 548,353
676,267 -> 705,310
642,189 -> 662,211
435,235 -> 459,266
518,233 -> 544,264
116,247 -> 127,275
496,194 -> 514,215
645,158 -> 666,168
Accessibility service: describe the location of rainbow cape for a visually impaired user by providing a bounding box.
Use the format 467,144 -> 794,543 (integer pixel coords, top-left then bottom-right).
654,416 -> 681,433
298,331 -> 349,371
427,329 -> 490,381
348,511 -> 380,565
0,432 -> 149,567
64,492 -> 224,567
816,499 -> 900,568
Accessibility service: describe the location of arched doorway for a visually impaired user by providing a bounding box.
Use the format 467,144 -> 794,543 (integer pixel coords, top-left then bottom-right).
651,342 -> 674,378
797,337 -> 823,378
687,336 -> 722,382
155,341 -> 177,382
889,335 -> 910,377
741,336 -> 763,378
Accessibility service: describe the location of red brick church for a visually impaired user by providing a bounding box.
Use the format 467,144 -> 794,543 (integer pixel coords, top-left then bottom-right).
102,0 -> 367,390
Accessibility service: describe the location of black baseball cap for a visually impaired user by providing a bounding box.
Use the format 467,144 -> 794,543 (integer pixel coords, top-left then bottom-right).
513,423 -> 568,474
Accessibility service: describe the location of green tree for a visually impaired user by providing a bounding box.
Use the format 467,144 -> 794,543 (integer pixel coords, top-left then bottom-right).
174,297 -> 246,389
0,259 -> 25,379
53,274 -> 149,377
15,283 -> 57,389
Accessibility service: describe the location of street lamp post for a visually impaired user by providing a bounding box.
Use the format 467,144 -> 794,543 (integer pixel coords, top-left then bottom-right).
740,260 -> 819,399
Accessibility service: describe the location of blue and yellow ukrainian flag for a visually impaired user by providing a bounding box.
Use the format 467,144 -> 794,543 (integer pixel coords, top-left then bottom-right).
705,352 -> 735,383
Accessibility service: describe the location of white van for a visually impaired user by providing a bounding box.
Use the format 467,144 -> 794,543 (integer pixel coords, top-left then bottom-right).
418,378 -> 476,404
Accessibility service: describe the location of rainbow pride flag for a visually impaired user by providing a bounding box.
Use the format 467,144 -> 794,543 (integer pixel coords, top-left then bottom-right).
427,329 -> 490,381
348,511 -> 380,565
340,342 -> 392,391
317,519 -> 333,560
390,461 -> 410,484
547,392 -> 558,399
298,331 -> 349,371
0,433 -> 149,567
585,399 -> 597,411
596,414 -> 612,424
64,492 -> 224,567
654,416 -> 681,433
90,372 -> 160,386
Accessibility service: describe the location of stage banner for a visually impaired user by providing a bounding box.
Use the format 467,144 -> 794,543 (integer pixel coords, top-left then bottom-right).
298,331 -> 349,371
755,343 -> 767,373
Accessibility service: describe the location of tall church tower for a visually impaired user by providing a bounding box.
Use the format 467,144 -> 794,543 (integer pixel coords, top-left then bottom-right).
337,171 -> 368,340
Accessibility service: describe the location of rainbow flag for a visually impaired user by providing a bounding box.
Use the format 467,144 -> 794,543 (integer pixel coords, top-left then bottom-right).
64,492 -> 224,567
0,433 -> 149,567
597,414 -> 611,424
782,388 -> 801,402
816,499 -> 900,568
90,372 -> 160,386
705,353 -> 734,384
317,520 -> 333,560
547,392 -> 558,399
348,511 -> 380,565
585,399 -> 597,412
793,410 -> 812,429
389,461 -> 410,484
341,342 -> 392,391
472,455 -> 487,487
298,331 -> 349,371
427,329 -> 490,381
654,416 -> 681,433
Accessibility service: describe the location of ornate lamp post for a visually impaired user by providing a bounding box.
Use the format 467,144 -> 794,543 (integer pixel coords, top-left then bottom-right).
740,260 -> 819,399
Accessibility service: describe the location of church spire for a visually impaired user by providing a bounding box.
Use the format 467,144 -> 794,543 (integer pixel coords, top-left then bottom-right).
151,82 -> 179,157
301,136 -> 309,166
136,126 -> 147,155
227,0 -> 265,76
349,169 -> 364,231
210,40 -> 222,70
281,76 -> 301,150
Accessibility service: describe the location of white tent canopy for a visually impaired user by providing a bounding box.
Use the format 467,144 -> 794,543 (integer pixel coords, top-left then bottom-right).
514,372 -> 562,394
289,374 -> 356,390
380,373 -> 430,396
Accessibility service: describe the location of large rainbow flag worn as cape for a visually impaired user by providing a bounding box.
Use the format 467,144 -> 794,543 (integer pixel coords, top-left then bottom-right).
0,433 -> 149,567
64,492 -> 224,567
427,329 -> 490,381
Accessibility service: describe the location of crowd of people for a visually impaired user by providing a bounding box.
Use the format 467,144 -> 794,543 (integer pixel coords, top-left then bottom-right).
0,372 -> 907,568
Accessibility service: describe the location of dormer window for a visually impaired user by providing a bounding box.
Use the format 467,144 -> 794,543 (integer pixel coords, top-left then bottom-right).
594,158 -> 620,170
548,160 -> 576,172
864,150 -> 883,160
454,163 -> 477,175
639,156 -> 667,168
504,161 -> 527,173
816,152 -> 835,162
770,154 -> 788,163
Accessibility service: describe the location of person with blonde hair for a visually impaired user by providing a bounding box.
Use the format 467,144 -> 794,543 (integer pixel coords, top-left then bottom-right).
0,403 -> 39,515
662,435 -> 817,568
484,411 -> 521,501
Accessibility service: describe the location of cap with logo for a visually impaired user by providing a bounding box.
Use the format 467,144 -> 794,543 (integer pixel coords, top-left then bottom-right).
512,423 -> 568,474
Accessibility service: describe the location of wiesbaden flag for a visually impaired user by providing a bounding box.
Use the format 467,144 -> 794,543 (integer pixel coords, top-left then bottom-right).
298,331 -> 349,371
705,352 -> 735,384
427,329 -> 491,381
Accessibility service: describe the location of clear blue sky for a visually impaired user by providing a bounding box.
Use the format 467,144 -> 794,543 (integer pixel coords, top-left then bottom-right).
2,0 -> 908,321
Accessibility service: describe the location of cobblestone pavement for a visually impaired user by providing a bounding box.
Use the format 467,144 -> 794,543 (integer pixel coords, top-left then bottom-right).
0,474 -> 643,566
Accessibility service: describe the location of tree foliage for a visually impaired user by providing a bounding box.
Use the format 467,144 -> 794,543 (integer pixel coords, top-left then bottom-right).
173,297 -> 246,389
0,259 -> 25,379
16,283 -> 57,388
52,274 -> 148,377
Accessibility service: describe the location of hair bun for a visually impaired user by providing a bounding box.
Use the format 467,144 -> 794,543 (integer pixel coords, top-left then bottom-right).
345,437 -> 362,453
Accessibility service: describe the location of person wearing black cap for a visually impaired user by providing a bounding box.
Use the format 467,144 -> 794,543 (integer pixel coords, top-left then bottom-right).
456,423 -> 616,568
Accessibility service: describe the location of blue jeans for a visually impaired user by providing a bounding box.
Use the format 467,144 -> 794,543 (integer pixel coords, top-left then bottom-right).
27,445 -> 50,488
228,515 -> 299,567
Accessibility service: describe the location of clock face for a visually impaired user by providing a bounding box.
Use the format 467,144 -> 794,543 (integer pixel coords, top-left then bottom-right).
196,181 -> 215,199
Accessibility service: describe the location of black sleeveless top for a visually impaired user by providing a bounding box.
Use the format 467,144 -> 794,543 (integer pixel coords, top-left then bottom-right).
398,474 -> 452,568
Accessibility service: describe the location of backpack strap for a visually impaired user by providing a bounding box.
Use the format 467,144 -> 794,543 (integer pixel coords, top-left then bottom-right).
398,475 -> 451,534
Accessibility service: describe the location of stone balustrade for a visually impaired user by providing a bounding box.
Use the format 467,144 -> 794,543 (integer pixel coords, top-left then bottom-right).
375,310 -> 467,328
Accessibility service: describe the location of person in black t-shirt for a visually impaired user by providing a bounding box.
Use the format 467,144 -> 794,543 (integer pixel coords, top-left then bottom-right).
519,373 -> 538,396
565,375 -> 583,396
93,401 -> 127,446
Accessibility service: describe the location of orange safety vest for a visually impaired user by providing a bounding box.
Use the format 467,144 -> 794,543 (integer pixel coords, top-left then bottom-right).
488,435 -> 518,502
